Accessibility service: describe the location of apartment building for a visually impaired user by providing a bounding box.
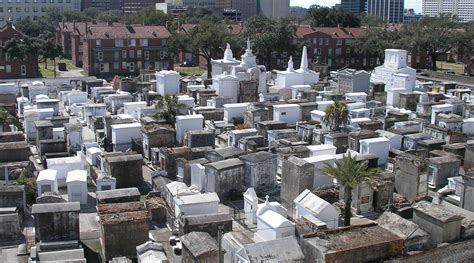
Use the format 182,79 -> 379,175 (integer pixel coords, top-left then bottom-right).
295,25 -> 430,70
0,0 -> 81,24
422,0 -> 473,22
0,22 -> 36,78
57,23 -> 171,78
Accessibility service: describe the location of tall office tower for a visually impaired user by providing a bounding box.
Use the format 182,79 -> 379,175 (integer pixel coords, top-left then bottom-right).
422,0 -> 473,22
367,0 -> 405,23
258,0 -> 290,18
340,0 -> 366,16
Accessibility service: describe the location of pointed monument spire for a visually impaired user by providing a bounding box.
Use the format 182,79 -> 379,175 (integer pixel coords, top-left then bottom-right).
223,43 -> 234,62
300,46 -> 308,71
286,56 -> 294,72
246,38 -> 251,51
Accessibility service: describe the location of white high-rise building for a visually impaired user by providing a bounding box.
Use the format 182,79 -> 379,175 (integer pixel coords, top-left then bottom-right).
258,0 -> 290,18
0,0 -> 81,24
422,0 -> 474,22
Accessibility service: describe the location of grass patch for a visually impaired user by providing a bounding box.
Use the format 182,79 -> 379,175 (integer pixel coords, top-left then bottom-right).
436,61 -> 464,74
174,64 -> 205,76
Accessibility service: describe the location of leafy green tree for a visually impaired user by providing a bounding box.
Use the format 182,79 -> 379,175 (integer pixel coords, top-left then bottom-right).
3,34 -> 63,78
16,171 -> 37,205
154,95 -> 187,125
352,27 -> 402,63
97,10 -> 123,23
306,5 -> 361,27
322,102 -> 350,132
323,152 -> 378,226
401,15 -> 469,71
180,21 -> 242,78
0,109 -> 20,132
244,16 -> 299,69
122,8 -> 173,26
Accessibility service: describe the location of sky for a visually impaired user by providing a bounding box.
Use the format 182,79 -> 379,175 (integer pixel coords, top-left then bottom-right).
290,0 -> 423,13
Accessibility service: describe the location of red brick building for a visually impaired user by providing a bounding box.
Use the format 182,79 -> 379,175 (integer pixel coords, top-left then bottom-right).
57,23 -> 171,78
295,25 -> 430,71
0,23 -> 36,79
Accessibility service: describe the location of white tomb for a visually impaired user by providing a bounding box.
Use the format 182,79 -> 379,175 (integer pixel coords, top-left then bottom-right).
350,117 -> 372,128
96,175 -> 117,191
317,100 -> 335,111
86,147 -> 103,166
16,97 -> 29,118
303,155 -> 337,188
123,102 -> 147,120
294,189 -> 339,228
213,74 -> 239,103
81,104 -> 106,123
431,104 -> 453,124
46,156 -> 83,187
190,163 -> 206,191
155,70 -> 180,96
463,118 -> 474,136
386,87 -> 406,107
291,85 -> 311,100
223,103 -> 250,123
66,170 -> 88,205
345,92 -> 368,102
244,188 -> 258,225
175,114 -> 204,144
227,128 -> 258,147
24,108 -> 54,141
306,144 -> 337,157
0,82 -> 17,94
273,104 -> 301,125
174,192 -> 220,218
351,108 -> 371,118
255,196 -> 294,242
37,169 -> 58,196
177,95 -> 195,114
111,122 -> 142,152
211,43 -> 240,76
66,91 -> 88,106
311,110 -> 326,123
359,137 -> 390,166
371,49 -> 416,91
36,98 -> 60,116
52,127 -> 65,140
376,130 -> 403,150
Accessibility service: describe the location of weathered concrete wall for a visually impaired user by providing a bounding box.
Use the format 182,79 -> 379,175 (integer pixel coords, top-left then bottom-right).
185,130 -> 215,148
103,155 -> 143,189
281,156 -> 314,207
394,156 -> 427,201
102,220 -> 149,261
0,132 -> 25,143
38,139 -> 68,157
465,143 -> 474,172
0,185 -> 26,216
181,215 -> 232,238
35,211 -> 79,243
205,163 -> 244,200
240,153 -> 278,194
0,213 -> 22,243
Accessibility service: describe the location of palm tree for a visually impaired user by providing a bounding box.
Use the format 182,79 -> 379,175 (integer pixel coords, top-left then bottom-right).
322,102 -> 350,131
0,109 -> 20,132
154,95 -> 187,125
322,152 -> 378,226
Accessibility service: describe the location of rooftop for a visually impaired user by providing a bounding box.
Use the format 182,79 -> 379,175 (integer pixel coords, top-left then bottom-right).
32,202 -> 80,214
413,201 -> 464,223
96,188 -> 140,201
242,237 -> 304,262
239,151 -> 276,163
180,232 -> 218,258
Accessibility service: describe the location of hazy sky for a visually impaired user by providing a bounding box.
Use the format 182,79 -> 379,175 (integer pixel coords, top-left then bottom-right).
291,0 -> 423,13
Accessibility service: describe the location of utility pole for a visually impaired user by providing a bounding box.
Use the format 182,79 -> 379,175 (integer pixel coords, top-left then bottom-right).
217,225 -> 223,263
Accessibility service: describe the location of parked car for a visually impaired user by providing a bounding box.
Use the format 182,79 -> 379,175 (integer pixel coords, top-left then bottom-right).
180,61 -> 196,67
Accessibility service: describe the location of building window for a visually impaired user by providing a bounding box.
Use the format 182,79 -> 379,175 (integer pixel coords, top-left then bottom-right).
128,39 -> 136,47
336,39 -> 343,46
346,48 -> 350,55
20,65 -> 26,76
312,38 -> 316,44
137,50 -> 142,58
114,51 -> 119,61
314,48 -> 321,55
7,7 -> 12,13
129,62 -> 134,72
144,51 -> 149,60
96,51 -> 103,61
319,38 -> 323,45
96,39 -> 101,47
114,62 -> 119,69
141,39 -> 148,46
160,51 -> 166,60
99,63 -> 105,72
345,58 -> 350,65
335,48 -> 342,56
24,7 -> 29,12
325,38 -> 329,45
129,50 -> 134,58
122,62 -> 126,69
6,65 -> 11,73
0,17 -> 3,21
16,7 -> 21,12
137,61 -> 142,69
122,50 -> 126,59
0,7 -> 3,12
33,7 -> 38,12
370,58 -> 374,66
115,39 -> 123,47
162,39 -> 167,46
